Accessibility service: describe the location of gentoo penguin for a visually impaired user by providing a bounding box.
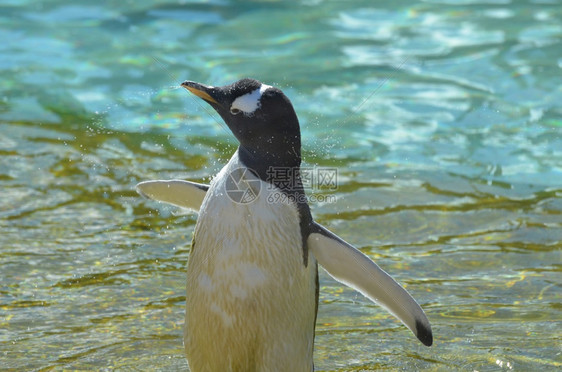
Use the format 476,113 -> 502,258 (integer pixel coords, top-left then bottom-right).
136,78 -> 432,371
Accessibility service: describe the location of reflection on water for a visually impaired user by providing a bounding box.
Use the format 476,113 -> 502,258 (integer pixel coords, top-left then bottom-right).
1,0 -> 561,370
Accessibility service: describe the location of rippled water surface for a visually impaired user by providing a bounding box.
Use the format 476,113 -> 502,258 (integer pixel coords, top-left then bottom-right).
1,0 -> 561,370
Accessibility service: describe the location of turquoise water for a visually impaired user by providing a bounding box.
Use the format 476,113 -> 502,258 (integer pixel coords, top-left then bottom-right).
1,0 -> 561,370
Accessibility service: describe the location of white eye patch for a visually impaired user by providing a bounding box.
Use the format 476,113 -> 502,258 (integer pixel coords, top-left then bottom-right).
231,84 -> 272,115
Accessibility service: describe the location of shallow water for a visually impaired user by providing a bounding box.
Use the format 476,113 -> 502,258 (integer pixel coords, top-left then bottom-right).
1,0 -> 561,371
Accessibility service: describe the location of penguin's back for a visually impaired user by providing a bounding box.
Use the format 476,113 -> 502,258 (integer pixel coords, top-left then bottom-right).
184,151 -> 317,372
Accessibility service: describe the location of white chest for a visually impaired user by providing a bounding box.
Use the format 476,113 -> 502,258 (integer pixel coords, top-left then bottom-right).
184,151 -> 317,372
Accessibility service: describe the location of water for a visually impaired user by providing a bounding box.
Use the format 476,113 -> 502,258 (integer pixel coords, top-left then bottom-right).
1,0 -> 561,370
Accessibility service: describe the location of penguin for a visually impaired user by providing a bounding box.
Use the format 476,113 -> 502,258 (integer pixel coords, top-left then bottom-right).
136,78 -> 432,371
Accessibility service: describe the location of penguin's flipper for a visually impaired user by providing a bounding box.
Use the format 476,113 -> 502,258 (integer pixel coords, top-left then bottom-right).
308,222 -> 433,346
136,180 -> 209,211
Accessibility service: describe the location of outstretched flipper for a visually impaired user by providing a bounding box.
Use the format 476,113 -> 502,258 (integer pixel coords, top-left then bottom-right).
136,180 -> 209,211
308,222 -> 433,346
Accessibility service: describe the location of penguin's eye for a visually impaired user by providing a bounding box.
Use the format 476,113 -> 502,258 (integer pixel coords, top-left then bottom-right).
230,107 -> 241,115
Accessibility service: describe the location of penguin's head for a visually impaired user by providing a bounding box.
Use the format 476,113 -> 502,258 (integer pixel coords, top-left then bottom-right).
181,78 -> 301,167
